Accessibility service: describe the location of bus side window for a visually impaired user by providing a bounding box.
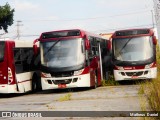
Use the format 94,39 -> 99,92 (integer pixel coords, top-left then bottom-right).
88,36 -> 94,59
87,36 -> 99,61
14,48 -> 35,73
22,48 -> 32,72
90,37 -> 98,56
14,48 -> 23,73
95,38 -> 99,56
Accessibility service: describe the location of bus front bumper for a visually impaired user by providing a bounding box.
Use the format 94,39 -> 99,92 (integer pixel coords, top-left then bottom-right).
113,67 -> 157,81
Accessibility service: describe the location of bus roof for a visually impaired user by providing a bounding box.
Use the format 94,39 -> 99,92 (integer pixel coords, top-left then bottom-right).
0,39 -> 34,48
15,40 -> 34,48
112,28 -> 154,38
39,29 -> 104,40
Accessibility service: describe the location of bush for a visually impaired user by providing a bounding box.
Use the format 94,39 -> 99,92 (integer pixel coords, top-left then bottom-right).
139,45 -> 160,113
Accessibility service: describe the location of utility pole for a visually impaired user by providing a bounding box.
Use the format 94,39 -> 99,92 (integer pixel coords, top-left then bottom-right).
16,21 -> 23,40
151,10 -> 155,28
153,0 -> 160,43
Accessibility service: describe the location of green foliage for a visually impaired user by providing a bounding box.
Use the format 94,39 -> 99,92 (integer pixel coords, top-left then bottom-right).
0,3 -> 14,33
101,75 -> 119,86
139,44 -> 160,115
146,78 -> 160,111
58,93 -> 72,102
138,84 -> 145,95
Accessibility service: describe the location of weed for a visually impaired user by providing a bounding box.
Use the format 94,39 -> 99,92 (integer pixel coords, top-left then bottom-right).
58,93 -> 72,102
138,84 -> 145,95
46,104 -> 55,110
102,74 -> 119,86
139,45 -> 160,120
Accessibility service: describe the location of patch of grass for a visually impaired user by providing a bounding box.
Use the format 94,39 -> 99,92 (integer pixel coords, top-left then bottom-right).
138,84 -> 145,95
58,93 -> 72,102
46,104 -> 55,110
139,45 -> 160,119
146,78 -> 160,111
102,74 -> 119,86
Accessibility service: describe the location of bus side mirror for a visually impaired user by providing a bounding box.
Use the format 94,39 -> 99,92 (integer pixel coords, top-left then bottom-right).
33,44 -> 38,55
107,40 -> 111,51
83,35 -> 90,50
33,39 -> 39,55
153,36 -> 157,45
85,39 -> 90,50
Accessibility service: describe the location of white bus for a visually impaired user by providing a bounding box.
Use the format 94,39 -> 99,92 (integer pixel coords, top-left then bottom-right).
111,28 -> 157,81
0,39 -> 40,93
33,29 -> 109,90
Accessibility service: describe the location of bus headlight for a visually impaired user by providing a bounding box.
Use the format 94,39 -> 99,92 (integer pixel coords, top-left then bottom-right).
74,69 -> 84,75
115,66 -> 124,70
145,63 -> 154,69
41,72 -> 51,78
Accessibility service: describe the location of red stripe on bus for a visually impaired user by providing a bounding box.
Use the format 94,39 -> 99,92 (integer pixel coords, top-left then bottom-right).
18,79 -> 31,83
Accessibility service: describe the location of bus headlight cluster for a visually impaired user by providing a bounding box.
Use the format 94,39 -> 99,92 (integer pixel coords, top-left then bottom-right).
115,66 -> 124,70
145,63 -> 154,69
41,72 -> 51,78
74,69 -> 84,76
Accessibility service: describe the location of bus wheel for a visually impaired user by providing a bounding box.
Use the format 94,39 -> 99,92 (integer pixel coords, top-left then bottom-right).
32,74 -> 39,92
32,78 -> 37,92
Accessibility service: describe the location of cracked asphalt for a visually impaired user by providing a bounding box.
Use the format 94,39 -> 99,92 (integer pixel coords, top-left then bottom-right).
0,82 -> 146,120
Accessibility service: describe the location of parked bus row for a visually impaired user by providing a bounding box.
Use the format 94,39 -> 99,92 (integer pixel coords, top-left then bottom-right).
0,28 -> 157,94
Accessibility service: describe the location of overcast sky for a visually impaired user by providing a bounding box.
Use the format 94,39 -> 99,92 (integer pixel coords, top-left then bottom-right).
0,0 -> 155,40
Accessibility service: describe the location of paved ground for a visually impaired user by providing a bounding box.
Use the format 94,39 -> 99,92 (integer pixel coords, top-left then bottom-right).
0,81 -> 147,120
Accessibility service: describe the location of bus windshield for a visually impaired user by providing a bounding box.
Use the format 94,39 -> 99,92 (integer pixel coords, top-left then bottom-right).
0,41 -> 5,62
113,36 -> 153,61
40,38 -> 85,68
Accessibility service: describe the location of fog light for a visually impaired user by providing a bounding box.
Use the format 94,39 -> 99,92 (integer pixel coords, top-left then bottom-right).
47,80 -> 52,84
73,78 -> 78,83
144,71 -> 148,75
121,72 -> 125,76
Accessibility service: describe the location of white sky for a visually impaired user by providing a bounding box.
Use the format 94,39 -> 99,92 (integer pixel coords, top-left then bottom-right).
0,0 -> 155,40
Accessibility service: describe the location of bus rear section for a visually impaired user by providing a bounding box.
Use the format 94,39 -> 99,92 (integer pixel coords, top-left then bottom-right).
111,28 -> 157,81
0,40 -> 39,93
35,29 -> 108,90
0,41 -> 10,93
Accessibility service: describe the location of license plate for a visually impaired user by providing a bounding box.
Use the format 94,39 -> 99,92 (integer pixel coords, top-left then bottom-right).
132,76 -> 138,79
58,84 -> 66,88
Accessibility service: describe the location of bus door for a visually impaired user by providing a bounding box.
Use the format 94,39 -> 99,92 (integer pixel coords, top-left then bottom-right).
98,42 -> 103,81
88,37 -> 101,86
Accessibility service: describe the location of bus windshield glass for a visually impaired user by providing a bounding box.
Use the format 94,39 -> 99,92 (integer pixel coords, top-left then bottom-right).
40,38 -> 85,68
0,41 -> 5,62
113,36 -> 153,61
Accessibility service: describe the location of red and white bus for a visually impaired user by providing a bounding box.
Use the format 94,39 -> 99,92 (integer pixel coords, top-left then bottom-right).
111,28 -> 157,81
0,39 -> 39,93
34,29 -> 109,90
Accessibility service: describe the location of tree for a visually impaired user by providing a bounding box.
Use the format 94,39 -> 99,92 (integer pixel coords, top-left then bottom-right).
0,3 -> 14,33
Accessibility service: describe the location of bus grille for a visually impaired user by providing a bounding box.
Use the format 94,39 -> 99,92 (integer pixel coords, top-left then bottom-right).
51,71 -> 74,77
125,71 -> 143,76
52,79 -> 72,85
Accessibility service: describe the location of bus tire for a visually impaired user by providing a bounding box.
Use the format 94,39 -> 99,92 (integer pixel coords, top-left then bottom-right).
94,73 -> 98,89
32,75 -> 37,92
32,73 -> 42,92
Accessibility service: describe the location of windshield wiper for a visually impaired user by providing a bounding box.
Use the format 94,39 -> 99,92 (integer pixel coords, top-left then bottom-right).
118,38 -> 133,56
44,39 -> 61,56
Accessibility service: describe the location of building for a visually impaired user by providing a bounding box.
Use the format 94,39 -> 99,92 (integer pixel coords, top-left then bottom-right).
99,33 -> 113,39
